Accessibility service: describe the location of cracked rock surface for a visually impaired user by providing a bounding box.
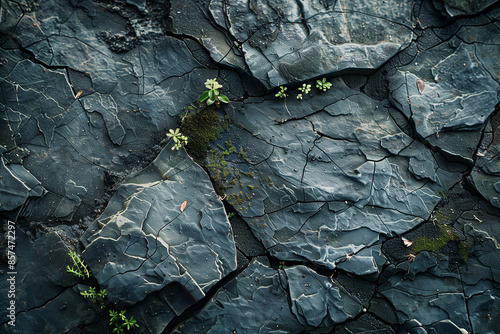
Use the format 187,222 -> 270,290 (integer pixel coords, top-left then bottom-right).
1,0 -> 500,333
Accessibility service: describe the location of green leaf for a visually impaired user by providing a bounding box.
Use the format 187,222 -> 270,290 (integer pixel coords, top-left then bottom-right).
124,316 -> 139,330
218,95 -> 230,103
208,89 -> 216,102
207,98 -> 214,106
200,90 -> 209,102
98,289 -> 107,298
109,310 -> 119,325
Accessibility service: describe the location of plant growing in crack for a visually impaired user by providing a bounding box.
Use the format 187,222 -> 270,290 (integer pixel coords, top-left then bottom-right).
109,310 -> 139,334
275,86 -> 287,99
66,252 -> 140,333
297,83 -> 311,100
275,86 -> 291,115
80,286 -> 107,309
275,78 -> 332,113
167,128 -> 188,150
200,78 -> 230,108
316,77 -> 332,91
67,250 -> 91,279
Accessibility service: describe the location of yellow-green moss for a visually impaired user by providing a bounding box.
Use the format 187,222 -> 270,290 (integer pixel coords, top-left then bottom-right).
247,185 -> 254,190
412,224 -> 458,254
181,108 -> 220,160
411,222 -> 470,261
433,210 -> 451,223
242,171 -> 254,178
459,242 -> 472,261
238,147 -> 248,161
225,140 -> 236,154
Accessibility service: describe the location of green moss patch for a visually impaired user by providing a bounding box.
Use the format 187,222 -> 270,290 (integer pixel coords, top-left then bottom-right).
411,223 -> 459,254
410,221 -> 471,261
181,107 -> 220,160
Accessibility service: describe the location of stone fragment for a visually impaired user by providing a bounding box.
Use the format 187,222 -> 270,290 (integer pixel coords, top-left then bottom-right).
170,0 -> 414,89
0,230 -> 97,332
81,148 -> 237,306
285,265 -> 363,328
433,0 -> 498,17
377,254 -> 471,331
81,93 -> 126,145
389,42 -> 499,140
174,257 -> 362,333
0,157 -> 45,218
215,78 -> 461,270
470,145 -> 500,208
54,180 -> 88,221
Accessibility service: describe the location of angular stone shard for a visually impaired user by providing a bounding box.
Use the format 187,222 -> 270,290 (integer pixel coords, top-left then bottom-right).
81,93 -> 126,145
54,180 -> 88,221
285,265 -> 363,328
81,148 -> 237,306
389,42 -> 499,140
433,0 -> 499,17
0,231 -> 87,330
0,157 -> 45,218
377,253 -> 471,331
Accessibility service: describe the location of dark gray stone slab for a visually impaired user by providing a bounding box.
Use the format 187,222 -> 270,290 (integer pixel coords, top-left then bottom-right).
174,257 -> 362,333
2,0 -> 500,333
433,0 -> 499,17
388,42 -> 499,140
81,147 -> 237,306
0,229 -> 100,333
214,78 -> 462,270
335,313 -> 396,334
0,158 -> 45,218
377,253 -> 471,331
0,0 -> 218,223
170,0 -> 414,89
285,265 -> 363,329
470,145 -> 500,208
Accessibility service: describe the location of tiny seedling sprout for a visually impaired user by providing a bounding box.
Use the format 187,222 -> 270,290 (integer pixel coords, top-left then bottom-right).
167,128 -> 188,150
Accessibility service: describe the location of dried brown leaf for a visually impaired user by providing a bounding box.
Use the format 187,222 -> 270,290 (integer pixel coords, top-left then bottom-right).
402,237 -> 414,247
416,79 -> 425,94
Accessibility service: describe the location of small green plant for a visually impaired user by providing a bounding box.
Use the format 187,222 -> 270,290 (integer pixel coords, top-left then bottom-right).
81,287 -> 107,309
227,212 -> 235,218
275,86 -> 287,98
67,251 -> 91,279
297,83 -> 311,99
200,78 -> 229,107
167,128 -> 188,150
316,77 -> 332,91
109,310 -> 139,334
275,86 -> 291,115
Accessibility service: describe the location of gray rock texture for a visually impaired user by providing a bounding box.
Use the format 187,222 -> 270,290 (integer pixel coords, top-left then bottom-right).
169,0 -> 414,89
81,147 -> 237,307
173,257 -> 362,333
1,0 -> 500,333
215,79 -> 462,270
